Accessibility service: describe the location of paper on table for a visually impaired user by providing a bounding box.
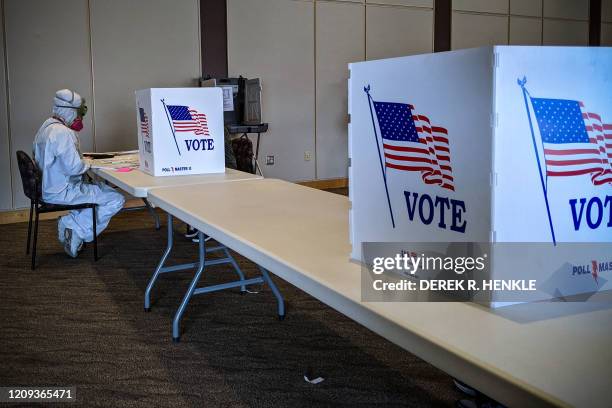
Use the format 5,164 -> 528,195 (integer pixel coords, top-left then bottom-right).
83,149 -> 139,156
85,154 -> 139,170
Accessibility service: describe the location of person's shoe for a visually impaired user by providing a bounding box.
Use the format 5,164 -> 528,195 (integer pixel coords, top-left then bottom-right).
63,228 -> 83,258
58,218 -> 67,244
456,400 -> 478,408
453,379 -> 478,397
185,226 -> 198,239
192,235 -> 212,244
456,398 -> 505,408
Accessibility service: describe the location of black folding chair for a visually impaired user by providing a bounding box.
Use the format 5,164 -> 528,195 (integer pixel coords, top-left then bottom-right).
16,150 -> 98,269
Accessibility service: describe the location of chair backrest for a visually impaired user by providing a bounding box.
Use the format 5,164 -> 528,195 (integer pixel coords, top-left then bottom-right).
16,150 -> 42,201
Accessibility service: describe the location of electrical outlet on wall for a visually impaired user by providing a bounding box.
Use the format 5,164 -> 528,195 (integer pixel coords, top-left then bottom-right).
266,155 -> 274,165
304,151 -> 312,161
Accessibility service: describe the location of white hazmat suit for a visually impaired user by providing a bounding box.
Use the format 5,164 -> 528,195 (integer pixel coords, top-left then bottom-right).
33,89 -> 124,246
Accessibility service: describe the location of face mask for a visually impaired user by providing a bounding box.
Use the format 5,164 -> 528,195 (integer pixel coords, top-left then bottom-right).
70,117 -> 84,132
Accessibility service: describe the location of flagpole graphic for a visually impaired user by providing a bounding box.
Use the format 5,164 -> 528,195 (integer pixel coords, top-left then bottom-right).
517,77 -> 557,245
364,85 -> 396,228
161,98 -> 182,156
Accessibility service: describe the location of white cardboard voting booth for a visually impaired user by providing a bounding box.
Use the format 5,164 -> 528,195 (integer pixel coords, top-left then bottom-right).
349,46 -> 612,304
136,88 -> 225,176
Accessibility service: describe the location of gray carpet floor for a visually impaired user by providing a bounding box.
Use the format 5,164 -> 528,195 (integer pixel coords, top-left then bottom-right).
0,203 -> 462,407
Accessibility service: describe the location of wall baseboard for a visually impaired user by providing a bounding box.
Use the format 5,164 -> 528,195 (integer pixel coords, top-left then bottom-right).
0,198 -> 146,225
297,178 -> 348,190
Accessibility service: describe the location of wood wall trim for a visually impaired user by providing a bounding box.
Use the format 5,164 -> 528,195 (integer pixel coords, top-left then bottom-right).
298,178 -> 348,190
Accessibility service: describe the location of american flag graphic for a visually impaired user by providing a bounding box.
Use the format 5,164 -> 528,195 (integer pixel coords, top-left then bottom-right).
139,107 -> 149,138
373,101 -> 454,191
531,98 -> 612,185
167,105 -> 210,136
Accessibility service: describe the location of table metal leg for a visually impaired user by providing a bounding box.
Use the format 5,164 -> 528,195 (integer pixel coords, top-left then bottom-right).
259,266 -> 285,320
172,230 -> 206,342
145,213 -> 174,311
253,132 -> 263,176
223,247 -> 246,292
145,216 -> 285,342
143,198 -> 161,230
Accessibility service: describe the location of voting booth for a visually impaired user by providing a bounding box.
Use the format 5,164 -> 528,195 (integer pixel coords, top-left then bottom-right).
136,88 -> 225,176
349,46 -> 612,304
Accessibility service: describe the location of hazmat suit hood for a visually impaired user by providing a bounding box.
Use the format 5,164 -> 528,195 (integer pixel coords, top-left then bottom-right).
53,89 -> 83,126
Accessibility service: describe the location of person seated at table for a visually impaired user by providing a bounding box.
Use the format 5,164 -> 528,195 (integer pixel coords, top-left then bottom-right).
33,89 -> 125,258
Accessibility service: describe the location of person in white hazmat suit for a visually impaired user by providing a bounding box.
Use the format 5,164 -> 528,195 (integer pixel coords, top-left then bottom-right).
33,89 -> 125,258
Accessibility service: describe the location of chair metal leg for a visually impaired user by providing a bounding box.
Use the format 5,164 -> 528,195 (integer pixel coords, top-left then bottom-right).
32,210 -> 39,270
26,200 -> 34,254
92,206 -> 98,261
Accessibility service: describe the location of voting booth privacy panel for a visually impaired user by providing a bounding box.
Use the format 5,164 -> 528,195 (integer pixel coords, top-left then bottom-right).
349,46 -> 612,303
136,88 -> 225,176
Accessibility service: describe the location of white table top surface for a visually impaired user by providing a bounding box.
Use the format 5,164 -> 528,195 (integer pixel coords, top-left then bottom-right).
91,167 -> 262,197
147,178 -> 612,407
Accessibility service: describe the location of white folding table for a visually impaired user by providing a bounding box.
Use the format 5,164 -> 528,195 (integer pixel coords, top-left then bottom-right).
147,178 -> 612,408
91,167 -> 262,198
90,167 -> 262,229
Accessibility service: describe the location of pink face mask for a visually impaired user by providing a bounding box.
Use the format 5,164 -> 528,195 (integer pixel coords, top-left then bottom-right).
70,117 -> 84,132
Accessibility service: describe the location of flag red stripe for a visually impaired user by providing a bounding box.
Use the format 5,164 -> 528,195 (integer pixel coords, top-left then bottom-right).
383,143 -> 429,155
386,163 -> 431,172
385,153 -> 431,164
587,112 -> 602,121
544,148 -> 600,156
546,158 -> 605,166
547,167 -> 604,176
433,136 -> 449,144
431,126 -> 447,134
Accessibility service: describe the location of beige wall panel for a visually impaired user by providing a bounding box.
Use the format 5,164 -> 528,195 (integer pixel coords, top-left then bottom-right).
366,5 -> 433,60
453,0 -> 508,14
0,1 -> 12,210
4,0 -> 93,209
365,0 -> 433,7
543,0 -> 589,20
602,23 -> 612,45
603,0 -> 612,22
543,19 -> 588,45
510,0 -> 543,16
90,0 -> 200,152
228,0 -> 315,181
316,1 -> 364,180
509,16 -> 542,45
452,12 -> 508,49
